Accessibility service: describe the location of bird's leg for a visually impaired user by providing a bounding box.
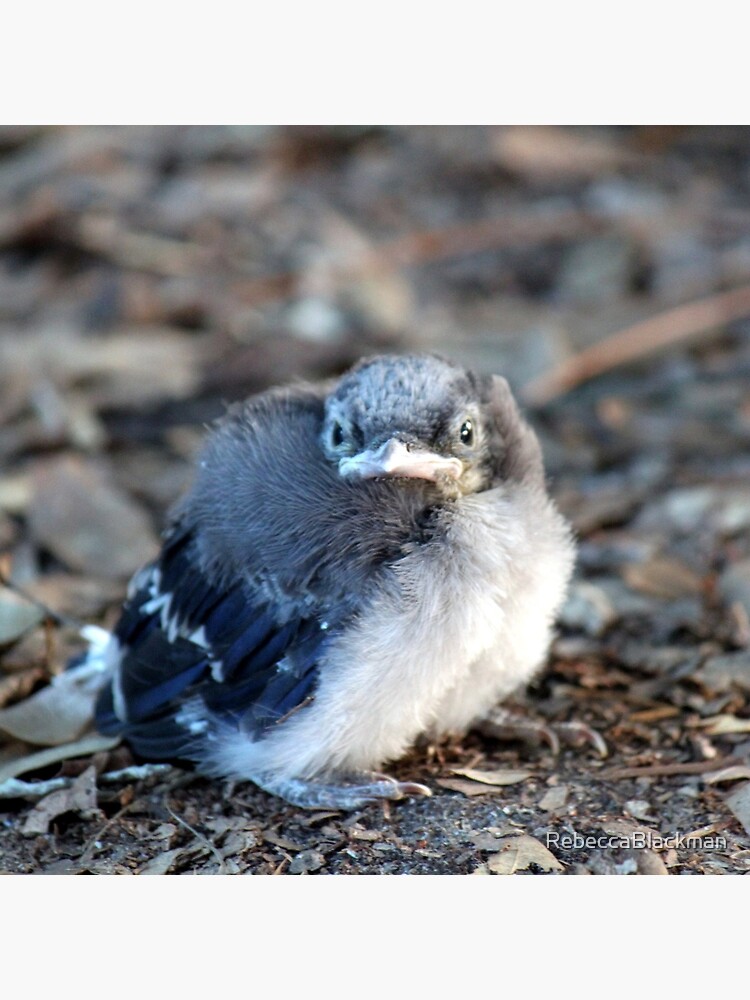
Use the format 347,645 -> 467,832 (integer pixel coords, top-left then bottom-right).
475,705 -> 608,758
251,771 -> 432,810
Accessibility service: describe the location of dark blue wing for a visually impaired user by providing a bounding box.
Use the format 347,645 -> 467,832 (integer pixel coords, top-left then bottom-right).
94,526 -> 328,762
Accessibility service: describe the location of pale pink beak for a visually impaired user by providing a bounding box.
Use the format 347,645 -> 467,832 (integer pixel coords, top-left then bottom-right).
339,439 -> 462,482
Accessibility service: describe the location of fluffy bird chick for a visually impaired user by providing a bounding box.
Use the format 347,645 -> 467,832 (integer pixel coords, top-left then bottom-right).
89,354 -> 575,809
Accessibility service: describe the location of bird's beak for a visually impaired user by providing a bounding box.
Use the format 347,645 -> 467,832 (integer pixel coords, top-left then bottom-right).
339,439 -> 462,482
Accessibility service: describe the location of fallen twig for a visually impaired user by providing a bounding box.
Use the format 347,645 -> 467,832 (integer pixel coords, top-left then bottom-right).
79,800 -> 138,866
73,214 -> 204,278
601,757 -> 740,781
523,284 -> 750,405
166,802 -> 227,874
0,566 -> 82,629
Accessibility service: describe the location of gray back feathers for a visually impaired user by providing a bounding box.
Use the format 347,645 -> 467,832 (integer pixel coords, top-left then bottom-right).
180,383 -> 441,614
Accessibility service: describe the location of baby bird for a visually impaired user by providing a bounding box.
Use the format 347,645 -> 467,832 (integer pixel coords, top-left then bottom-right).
89,353 -> 575,809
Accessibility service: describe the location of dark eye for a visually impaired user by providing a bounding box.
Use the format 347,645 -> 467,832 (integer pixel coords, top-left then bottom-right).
459,419 -> 474,446
331,422 -> 345,448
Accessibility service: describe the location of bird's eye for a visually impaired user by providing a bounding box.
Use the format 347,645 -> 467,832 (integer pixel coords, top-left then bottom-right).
331,422 -> 345,448
459,419 -> 474,446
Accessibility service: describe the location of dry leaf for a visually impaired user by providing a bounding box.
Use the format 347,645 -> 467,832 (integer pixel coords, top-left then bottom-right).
635,850 -> 669,875
703,765 -> 750,785
0,473 -> 31,514
538,785 -> 569,812
468,827 -> 517,851
725,782 -> 750,836
694,651 -> 750,694
624,799 -> 652,821
0,327 -> 200,407
21,765 -> 99,835
28,455 -> 158,579
486,835 -> 564,874
492,126 -> 629,180
26,573 -> 125,621
0,589 -> 44,645
0,667 -> 47,710
264,831 -> 305,852
601,818 -> 657,840
0,733 -> 119,784
138,849 -> 186,875
684,823 -> 725,839
0,660 -> 104,746
436,778 -> 507,797
289,850 -> 326,874
622,557 -> 703,599
694,715 -> 750,736
450,767 -> 534,786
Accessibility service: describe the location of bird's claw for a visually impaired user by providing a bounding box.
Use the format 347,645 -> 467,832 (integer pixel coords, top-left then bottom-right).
252,771 -> 432,810
370,774 -> 433,800
476,707 -> 608,759
550,719 -> 608,758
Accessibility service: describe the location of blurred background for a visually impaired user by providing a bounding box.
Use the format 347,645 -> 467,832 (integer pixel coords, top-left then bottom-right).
1,126 -> 750,872
1,125 -> 749,634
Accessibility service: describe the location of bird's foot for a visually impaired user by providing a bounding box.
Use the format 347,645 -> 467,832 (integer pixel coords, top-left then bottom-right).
252,771 -> 432,810
476,706 -> 608,758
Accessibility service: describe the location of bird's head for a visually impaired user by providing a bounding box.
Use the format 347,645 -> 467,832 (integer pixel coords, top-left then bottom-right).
321,354 -> 543,498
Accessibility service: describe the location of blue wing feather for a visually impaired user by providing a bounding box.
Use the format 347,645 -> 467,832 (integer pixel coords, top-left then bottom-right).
93,526 -> 329,762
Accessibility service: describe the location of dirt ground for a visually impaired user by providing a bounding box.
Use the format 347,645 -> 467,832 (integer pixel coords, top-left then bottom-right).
1,126 -> 749,874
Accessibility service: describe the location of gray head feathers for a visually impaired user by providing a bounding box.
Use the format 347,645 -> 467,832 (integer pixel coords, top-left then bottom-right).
173,353 -> 544,611
322,353 -> 543,494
